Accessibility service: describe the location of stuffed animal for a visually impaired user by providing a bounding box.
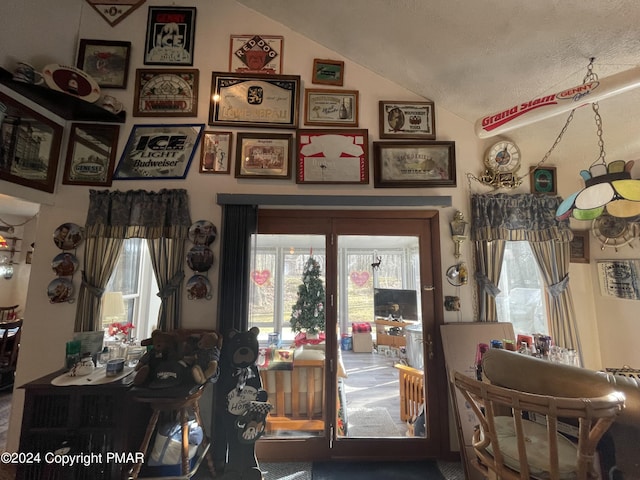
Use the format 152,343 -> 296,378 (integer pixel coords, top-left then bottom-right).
191,331 -> 222,385
213,327 -> 268,480
133,329 -> 180,386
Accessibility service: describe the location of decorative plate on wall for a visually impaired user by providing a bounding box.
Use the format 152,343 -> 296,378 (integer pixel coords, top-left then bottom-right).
47,278 -> 74,304
188,220 -> 217,246
51,252 -> 79,277
42,64 -> 101,103
186,274 -> 211,300
53,223 -> 84,251
187,246 -> 214,272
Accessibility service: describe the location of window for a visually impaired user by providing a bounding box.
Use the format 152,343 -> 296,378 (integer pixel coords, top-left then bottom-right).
496,241 -> 549,337
103,238 -> 160,341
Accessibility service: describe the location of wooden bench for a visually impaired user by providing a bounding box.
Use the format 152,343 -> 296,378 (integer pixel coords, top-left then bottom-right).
395,364 -> 424,422
259,359 -> 325,433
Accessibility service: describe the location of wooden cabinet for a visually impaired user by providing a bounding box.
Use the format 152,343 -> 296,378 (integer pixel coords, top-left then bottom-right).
374,318 -> 416,348
17,370 -> 149,480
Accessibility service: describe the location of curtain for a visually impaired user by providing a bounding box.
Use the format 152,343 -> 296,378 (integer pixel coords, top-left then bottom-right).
216,204 -> 257,335
470,194 -> 580,353
74,189 -> 191,332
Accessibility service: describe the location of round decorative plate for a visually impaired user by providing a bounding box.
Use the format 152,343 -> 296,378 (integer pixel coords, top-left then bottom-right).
42,64 -> 101,103
186,274 -> 212,300
51,252 -> 79,277
187,246 -> 214,272
47,278 -> 74,304
53,223 -> 84,250
446,264 -> 468,287
188,220 -> 217,246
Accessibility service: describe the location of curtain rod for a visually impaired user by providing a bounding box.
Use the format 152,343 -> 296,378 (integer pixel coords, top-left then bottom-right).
216,194 -> 452,207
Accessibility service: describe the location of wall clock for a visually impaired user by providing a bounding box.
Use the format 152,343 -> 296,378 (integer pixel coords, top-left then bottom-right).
484,140 -> 521,173
479,139 -> 522,189
591,214 -> 635,251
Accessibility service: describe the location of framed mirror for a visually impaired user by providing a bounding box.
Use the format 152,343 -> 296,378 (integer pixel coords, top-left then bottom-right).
0,91 -> 64,193
62,123 -> 120,186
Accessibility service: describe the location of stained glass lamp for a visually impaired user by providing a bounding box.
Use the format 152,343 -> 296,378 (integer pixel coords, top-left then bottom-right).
556,159 -> 640,220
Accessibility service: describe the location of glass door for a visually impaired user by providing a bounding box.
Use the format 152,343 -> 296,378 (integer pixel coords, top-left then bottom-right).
253,210 -> 448,462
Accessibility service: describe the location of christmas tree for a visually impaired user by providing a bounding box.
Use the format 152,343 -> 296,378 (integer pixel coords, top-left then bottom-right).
290,256 -> 326,334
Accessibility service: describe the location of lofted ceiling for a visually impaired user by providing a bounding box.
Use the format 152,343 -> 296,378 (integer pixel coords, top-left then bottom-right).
238,0 -> 640,169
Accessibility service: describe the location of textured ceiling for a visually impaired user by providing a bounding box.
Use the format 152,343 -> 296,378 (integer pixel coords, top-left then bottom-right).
238,0 -> 640,164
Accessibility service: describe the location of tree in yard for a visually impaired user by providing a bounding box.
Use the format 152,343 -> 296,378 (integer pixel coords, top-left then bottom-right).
290,256 -> 326,334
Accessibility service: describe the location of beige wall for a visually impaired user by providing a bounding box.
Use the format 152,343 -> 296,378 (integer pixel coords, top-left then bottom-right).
1,0 -> 638,453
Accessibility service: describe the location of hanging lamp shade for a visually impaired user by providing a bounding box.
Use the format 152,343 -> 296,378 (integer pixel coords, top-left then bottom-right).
556,160 -> 640,220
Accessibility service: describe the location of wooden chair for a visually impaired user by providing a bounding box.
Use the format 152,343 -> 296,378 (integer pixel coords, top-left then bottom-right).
0,305 -> 18,322
0,318 -> 22,390
450,370 -> 625,480
394,364 -> 424,422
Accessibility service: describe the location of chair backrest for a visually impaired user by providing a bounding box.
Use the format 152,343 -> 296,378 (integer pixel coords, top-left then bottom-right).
451,370 -> 625,480
0,318 -> 22,372
0,305 -> 18,322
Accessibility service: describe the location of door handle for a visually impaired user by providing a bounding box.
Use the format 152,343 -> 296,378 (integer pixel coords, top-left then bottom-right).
426,333 -> 434,360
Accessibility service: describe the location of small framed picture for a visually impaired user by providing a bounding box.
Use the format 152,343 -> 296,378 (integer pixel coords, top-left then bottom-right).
296,129 -> 369,184
304,89 -> 359,127
113,124 -> 204,180
530,166 -> 557,195
76,39 -> 131,89
379,101 -> 436,139
373,141 -> 456,188
570,230 -> 590,264
144,6 -> 196,66
235,132 -> 293,179
133,69 -> 199,117
312,59 -> 344,86
63,123 -> 120,186
229,34 -> 284,74
200,131 -> 233,174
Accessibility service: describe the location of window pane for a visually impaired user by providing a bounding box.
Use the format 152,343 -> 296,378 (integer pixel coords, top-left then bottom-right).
496,241 -> 549,336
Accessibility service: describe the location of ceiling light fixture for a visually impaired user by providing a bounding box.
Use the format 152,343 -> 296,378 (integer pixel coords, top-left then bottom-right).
555,59 -> 640,221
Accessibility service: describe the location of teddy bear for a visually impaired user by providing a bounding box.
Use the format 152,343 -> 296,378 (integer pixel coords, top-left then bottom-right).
191,331 -> 222,385
213,327 -> 270,480
133,329 -> 181,386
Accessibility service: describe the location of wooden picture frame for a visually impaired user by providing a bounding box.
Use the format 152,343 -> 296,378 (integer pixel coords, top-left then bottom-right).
62,123 -> 120,186
144,6 -> 196,66
373,141 -> 456,188
312,59 -> 344,86
379,100 -> 436,139
76,39 -> 131,89
235,132 -> 293,179
530,166 -> 557,194
200,131 -> 233,174
133,69 -> 199,117
296,129 -> 369,184
209,72 -> 300,129
304,88 -> 359,127
229,34 -> 284,74
570,230 -> 590,264
0,91 -> 63,193
113,123 -> 204,180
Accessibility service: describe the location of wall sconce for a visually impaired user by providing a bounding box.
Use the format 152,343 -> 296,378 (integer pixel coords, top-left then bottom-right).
449,211 -> 469,259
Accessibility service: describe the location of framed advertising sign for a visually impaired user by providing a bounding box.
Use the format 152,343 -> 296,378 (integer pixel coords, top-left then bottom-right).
235,132 -> 293,179
133,69 -> 199,117
84,0 -> 146,27
296,129 -> 369,184
229,35 -> 284,74
113,124 -> 204,180
379,100 -> 436,139
144,6 -> 196,65
209,72 -> 300,129
373,141 -> 456,188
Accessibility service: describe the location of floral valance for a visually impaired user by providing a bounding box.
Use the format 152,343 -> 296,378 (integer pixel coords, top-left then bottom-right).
85,189 -> 191,239
470,193 -> 572,242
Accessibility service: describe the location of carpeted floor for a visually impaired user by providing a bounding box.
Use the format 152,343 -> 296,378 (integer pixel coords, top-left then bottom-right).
312,460 -> 445,480
259,461 -> 465,480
